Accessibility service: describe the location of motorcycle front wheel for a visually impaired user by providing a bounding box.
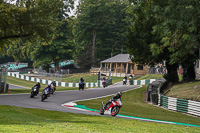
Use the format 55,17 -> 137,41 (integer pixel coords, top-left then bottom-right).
111,106 -> 120,117
41,94 -> 46,101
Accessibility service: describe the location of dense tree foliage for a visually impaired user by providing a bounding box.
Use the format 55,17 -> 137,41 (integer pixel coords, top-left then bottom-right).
74,0 -> 128,68
3,0 -> 74,72
1,0 -> 200,81
0,0 -> 69,52
126,0 -> 200,83
31,18 -> 74,72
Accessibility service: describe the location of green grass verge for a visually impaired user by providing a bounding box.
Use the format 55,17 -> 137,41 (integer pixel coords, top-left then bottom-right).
136,74 -> 183,82
62,73 -> 122,83
4,76 -> 78,94
136,74 -> 164,80
77,86 -> 200,126
166,80 -> 200,101
0,105 -> 199,133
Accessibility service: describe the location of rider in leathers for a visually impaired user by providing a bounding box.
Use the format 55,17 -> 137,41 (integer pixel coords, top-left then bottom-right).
104,92 -> 122,110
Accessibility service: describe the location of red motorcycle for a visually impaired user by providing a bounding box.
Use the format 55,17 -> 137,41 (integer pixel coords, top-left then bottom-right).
100,99 -> 122,116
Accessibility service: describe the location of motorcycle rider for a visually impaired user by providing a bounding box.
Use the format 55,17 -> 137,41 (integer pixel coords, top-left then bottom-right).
33,82 -> 41,95
44,84 -> 52,96
79,77 -> 85,90
51,80 -> 56,91
129,74 -> 133,85
104,92 -> 122,110
123,76 -> 127,85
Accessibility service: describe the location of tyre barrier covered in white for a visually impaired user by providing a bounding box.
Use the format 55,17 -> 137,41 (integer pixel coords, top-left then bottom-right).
159,95 -> 200,117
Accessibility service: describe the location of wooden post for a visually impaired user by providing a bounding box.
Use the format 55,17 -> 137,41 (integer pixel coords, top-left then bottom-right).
110,63 -> 112,76
100,62 -> 102,70
115,63 -> 117,76
120,63 -> 122,77
126,63 -> 128,75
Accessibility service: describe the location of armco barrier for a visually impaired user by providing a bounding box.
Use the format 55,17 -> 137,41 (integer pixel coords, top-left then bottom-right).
159,95 -> 200,117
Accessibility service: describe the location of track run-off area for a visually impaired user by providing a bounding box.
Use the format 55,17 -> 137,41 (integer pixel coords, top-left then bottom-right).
0,82 -> 199,128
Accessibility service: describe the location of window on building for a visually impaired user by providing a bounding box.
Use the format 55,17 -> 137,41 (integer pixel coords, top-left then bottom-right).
132,64 -> 134,70
137,65 -> 143,70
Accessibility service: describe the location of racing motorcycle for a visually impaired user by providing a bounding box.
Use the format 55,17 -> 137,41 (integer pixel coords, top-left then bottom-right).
30,86 -> 37,98
79,81 -> 84,90
102,80 -> 106,88
100,99 -> 122,117
41,88 -> 49,101
123,78 -> 127,85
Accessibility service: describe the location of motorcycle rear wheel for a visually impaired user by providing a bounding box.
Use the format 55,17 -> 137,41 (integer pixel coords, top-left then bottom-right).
100,107 -> 104,115
111,106 -> 120,117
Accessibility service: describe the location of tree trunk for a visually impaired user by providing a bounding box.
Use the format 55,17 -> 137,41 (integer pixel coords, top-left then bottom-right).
92,29 -> 96,66
182,61 -> 195,81
54,59 -> 59,73
164,62 -> 179,83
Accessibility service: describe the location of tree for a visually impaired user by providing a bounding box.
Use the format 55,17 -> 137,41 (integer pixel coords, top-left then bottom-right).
30,18 -> 75,73
151,0 -> 200,81
74,0 -> 128,68
126,0 -> 200,83
4,0 -> 75,72
0,0 -> 67,52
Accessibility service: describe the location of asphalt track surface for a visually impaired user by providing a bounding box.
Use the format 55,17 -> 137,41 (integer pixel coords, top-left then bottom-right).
0,82 -> 140,116
9,84 -> 30,89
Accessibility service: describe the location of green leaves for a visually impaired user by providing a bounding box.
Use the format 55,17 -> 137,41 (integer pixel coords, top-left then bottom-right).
0,0 -> 66,52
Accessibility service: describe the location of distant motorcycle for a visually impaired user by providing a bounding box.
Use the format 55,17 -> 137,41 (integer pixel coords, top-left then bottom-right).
123,78 -> 127,85
100,99 -> 123,117
41,88 -> 49,101
129,76 -> 133,85
30,86 -> 37,98
102,80 -> 106,88
79,81 -> 84,90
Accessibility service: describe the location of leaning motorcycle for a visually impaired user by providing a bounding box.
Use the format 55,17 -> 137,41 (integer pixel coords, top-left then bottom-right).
41,88 -> 49,101
100,99 -> 122,117
30,86 -> 37,98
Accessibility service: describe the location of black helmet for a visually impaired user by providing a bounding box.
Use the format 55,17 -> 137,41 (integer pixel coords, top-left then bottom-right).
116,91 -> 122,97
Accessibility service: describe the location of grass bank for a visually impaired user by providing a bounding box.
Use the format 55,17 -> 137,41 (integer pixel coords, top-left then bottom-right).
4,76 -> 78,94
0,105 -> 199,133
77,86 -> 200,126
166,80 -> 200,101
62,73 -> 122,83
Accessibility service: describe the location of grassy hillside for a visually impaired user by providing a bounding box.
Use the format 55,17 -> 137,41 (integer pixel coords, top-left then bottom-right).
0,105 -> 199,133
166,80 -> 200,101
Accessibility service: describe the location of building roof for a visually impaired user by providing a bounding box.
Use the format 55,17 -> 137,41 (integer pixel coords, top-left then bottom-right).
101,54 -> 132,63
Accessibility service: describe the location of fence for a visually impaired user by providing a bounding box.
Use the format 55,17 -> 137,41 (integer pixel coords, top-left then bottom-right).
159,95 -> 200,117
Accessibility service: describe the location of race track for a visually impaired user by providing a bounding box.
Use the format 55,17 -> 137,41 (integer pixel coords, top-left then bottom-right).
0,82 -> 140,116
